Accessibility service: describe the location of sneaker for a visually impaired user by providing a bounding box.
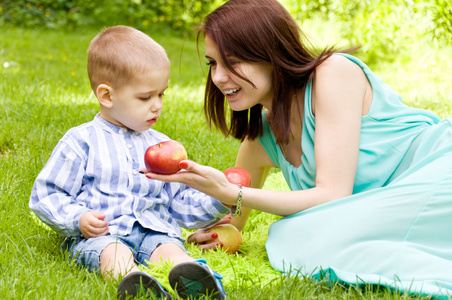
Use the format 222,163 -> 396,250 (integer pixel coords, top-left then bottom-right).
117,271 -> 172,300
168,258 -> 226,299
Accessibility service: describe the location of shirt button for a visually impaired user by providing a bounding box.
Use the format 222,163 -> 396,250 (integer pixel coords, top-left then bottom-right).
122,128 -> 128,133
127,144 -> 132,149
132,169 -> 138,175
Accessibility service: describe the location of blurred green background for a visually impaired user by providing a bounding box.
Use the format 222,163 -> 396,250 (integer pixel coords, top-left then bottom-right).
2,0 -> 452,64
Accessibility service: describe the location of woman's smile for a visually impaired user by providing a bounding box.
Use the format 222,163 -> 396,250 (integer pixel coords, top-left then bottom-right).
224,88 -> 241,96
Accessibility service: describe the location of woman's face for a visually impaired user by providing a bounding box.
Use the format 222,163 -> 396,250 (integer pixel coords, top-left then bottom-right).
204,35 -> 274,111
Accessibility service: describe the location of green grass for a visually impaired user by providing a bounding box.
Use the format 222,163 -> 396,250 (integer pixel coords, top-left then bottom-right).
1,24 -> 451,300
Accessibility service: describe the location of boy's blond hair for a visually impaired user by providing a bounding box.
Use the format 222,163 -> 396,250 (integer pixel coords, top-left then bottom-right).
87,25 -> 169,92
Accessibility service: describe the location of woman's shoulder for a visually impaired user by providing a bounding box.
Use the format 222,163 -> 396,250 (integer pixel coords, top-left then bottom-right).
315,54 -> 365,80
312,54 -> 368,94
310,54 -> 369,115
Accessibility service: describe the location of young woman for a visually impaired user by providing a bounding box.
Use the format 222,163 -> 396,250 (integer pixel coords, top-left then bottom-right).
144,0 -> 452,297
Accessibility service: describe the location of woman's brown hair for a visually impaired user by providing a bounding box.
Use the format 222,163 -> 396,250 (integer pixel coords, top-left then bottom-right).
198,0 -> 356,144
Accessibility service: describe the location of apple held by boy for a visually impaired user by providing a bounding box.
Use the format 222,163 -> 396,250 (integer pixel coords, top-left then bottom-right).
144,140 -> 187,175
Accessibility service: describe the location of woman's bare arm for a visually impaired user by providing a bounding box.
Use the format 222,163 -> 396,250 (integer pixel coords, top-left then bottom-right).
146,56 -> 368,216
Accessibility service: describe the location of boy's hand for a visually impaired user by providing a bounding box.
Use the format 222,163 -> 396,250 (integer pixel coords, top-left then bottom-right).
79,211 -> 109,239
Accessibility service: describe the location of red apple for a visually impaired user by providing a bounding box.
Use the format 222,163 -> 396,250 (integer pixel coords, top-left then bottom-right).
224,167 -> 251,187
207,224 -> 242,254
144,140 -> 187,175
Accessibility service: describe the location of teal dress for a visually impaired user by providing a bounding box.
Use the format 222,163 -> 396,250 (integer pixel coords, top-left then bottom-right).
258,53 -> 452,297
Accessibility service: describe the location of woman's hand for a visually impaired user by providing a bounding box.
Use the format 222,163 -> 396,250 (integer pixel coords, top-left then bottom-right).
186,216 -> 232,251
140,160 -> 238,206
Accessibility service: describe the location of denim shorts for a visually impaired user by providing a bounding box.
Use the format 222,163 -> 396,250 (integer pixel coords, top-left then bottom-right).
62,222 -> 186,272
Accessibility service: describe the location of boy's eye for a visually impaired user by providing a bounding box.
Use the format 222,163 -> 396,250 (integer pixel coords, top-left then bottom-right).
139,97 -> 151,101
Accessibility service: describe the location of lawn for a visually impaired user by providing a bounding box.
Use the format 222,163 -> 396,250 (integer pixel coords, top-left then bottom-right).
1,23 -> 451,299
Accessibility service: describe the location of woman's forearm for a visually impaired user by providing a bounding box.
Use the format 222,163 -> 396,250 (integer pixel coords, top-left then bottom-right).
236,186 -> 340,216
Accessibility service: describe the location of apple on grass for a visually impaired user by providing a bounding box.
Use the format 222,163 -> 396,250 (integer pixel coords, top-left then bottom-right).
206,224 -> 242,254
144,140 -> 187,175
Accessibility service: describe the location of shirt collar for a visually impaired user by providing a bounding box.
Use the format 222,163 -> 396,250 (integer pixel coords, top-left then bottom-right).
94,113 -> 134,134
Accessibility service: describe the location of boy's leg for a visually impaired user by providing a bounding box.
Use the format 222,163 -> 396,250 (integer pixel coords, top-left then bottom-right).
137,228 -> 225,299
149,242 -> 195,265
100,242 -> 140,280
106,243 -> 172,300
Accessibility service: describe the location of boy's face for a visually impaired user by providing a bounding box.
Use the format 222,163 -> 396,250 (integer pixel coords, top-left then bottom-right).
100,66 -> 170,132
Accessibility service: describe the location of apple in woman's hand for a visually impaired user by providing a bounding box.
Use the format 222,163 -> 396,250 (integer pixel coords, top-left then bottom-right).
221,167 -> 251,207
207,224 -> 242,254
144,140 -> 187,175
224,167 -> 251,187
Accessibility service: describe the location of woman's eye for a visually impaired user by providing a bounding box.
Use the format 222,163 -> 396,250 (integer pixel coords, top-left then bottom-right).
206,61 -> 216,66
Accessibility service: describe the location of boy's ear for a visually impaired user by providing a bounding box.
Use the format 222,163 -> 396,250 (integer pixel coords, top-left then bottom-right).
96,84 -> 113,108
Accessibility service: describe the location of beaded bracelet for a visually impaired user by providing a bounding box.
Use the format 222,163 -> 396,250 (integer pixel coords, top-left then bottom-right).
230,184 -> 243,217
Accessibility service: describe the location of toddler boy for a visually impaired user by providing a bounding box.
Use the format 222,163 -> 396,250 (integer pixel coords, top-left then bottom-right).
29,25 -> 228,300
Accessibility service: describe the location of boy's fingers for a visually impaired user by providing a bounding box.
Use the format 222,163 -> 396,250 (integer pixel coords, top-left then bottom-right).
87,211 -> 108,227
92,218 -> 108,228
91,211 -> 106,220
86,224 -> 109,237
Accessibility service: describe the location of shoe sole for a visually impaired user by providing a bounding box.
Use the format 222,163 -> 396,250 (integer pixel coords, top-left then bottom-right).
117,271 -> 171,300
168,262 -> 225,299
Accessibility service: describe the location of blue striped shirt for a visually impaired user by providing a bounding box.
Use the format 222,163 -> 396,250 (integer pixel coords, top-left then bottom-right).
29,114 -> 229,239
